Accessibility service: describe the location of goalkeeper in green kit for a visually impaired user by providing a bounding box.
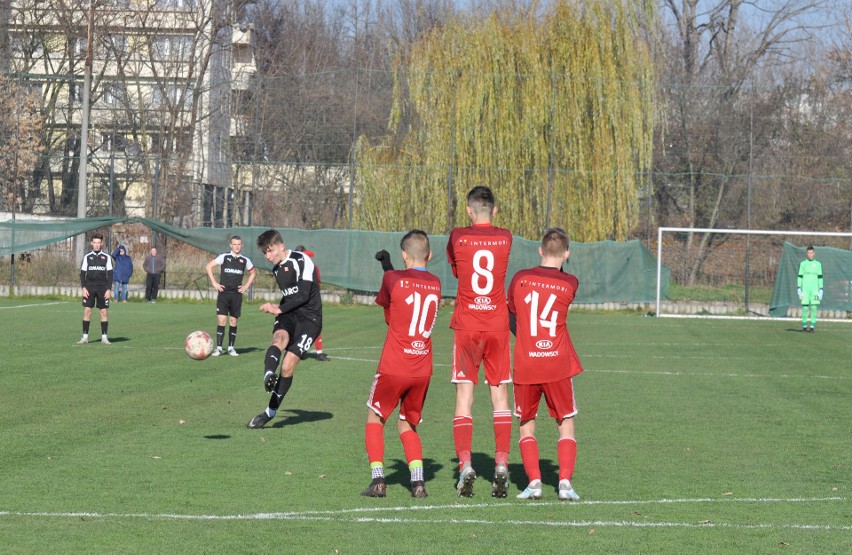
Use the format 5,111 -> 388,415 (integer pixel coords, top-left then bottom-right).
797,246 -> 823,333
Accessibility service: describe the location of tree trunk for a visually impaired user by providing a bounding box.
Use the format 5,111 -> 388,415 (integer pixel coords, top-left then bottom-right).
687,172 -> 730,285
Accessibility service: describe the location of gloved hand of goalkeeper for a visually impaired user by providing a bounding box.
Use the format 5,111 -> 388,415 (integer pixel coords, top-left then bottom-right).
818,289 -> 823,301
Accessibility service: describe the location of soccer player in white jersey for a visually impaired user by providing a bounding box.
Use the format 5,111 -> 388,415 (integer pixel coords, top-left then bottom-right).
205,236 -> 255,356
78,234 -> 113,345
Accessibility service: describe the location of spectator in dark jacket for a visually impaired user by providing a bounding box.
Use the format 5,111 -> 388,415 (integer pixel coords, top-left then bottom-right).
111,245 -> 134,302
143,247 -> 166,302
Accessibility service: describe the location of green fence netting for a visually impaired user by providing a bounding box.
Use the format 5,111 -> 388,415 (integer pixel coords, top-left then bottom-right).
769,242 -> 852,317
2,217 -> 668,302
1,216 -> 129,254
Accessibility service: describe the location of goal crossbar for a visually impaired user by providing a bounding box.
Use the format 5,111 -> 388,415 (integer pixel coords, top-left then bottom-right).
656,227 -> 852,320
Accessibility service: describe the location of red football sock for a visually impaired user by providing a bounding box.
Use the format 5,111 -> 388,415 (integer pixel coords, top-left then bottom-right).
400,430 -> 423,465
365,422 -> 384,466
518,436 -> 541,482
558,438 -> 577,481
315,336 -> 323,351
453,415 -> 473,468
493,410 -> 513,465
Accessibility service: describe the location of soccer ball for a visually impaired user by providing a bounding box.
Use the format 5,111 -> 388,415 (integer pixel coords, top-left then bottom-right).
185,330 -> 215,360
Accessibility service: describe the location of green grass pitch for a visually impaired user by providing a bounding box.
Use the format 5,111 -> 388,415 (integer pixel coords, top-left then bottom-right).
0,297 -> 849,553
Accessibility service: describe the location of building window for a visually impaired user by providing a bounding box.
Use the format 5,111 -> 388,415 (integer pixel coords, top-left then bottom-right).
233,44 -> 252,64
151,35 -> 194,60
103,83 -> 125,106
152,83 -> 192,110
102,133 -> 127,152
68,82 -> 82,104
104,34 -> 127,56
73,37 -> 88,57
161,0 -> 197,11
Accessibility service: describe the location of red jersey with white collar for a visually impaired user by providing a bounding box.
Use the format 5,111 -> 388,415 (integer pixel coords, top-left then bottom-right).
446,223 -> 512,331
508,266 -> 584,384
375,267 -> 442,378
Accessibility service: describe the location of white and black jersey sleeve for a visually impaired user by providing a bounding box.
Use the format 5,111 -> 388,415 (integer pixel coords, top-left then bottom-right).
272,250 -> 322,325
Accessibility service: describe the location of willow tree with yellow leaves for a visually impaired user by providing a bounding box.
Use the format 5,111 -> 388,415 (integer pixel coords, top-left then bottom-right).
354,0 -> 655,241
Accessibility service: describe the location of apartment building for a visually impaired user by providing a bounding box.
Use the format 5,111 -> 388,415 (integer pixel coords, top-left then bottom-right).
4,0 -> 256,225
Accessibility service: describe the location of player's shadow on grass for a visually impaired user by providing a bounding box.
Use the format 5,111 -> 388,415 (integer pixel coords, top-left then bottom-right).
103,337 -> 131,343
461,452 -> 560,495
269,408 -> 333,428
231,347 -> 264,354
385,457 -> 443,490
508,459 -> 560,491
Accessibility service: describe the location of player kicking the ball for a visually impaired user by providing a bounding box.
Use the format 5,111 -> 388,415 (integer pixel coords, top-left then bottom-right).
508,228 -> 583,501
362,231 -> 441,498
246,230 -> 322,429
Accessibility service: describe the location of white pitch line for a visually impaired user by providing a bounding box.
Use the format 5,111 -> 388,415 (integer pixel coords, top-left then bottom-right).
0,301 -> 68,310
590,369 -> 848,380
312,516 -> 852,531
1,496 -> 847,531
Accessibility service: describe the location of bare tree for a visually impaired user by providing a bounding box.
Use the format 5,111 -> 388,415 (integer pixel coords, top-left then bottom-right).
653,0 -> 834,284
102,1 -> 220,225
0,74 -> 45,215
0,1 -> 10,76
242,0 -> 398,228
7,1 -> 233,224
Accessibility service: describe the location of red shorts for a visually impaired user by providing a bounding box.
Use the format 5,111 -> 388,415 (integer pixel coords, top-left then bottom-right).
513,377 -> 577,421
366,373 -> 431,423
451,329 -> 511,385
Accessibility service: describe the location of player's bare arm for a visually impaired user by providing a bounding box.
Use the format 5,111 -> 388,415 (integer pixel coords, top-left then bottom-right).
259,302 -> 282,315
238,267 -> 256,293
205,259 -> 224,292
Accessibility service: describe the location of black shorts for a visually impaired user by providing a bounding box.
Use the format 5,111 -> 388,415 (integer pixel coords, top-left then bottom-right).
82,286 -> 110,309
273,312 -> 322,360
216,291 -> 243,318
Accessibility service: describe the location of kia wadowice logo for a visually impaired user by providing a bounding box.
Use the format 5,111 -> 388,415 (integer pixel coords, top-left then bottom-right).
411,340 -> 426,349
535,340 -> 554,350
474,296 -> 491,305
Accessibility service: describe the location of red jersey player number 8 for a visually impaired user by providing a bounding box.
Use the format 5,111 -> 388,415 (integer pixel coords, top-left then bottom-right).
471,250 -> 496,295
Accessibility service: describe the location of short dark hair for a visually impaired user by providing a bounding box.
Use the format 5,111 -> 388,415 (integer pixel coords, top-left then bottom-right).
294,245 -> 306,252
806,245 -> 815,251
91,233 -> 103,241
467,185 -> 495,217
400,229 -> 430,261
256,229 -> 284,252
541,227 -> 569,257
230,235 -> 242,242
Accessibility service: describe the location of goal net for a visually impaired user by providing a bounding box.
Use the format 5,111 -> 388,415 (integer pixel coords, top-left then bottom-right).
655,227 -> 852,321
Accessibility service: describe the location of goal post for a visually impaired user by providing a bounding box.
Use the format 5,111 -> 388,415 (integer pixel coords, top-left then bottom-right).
655,227 -> 852,321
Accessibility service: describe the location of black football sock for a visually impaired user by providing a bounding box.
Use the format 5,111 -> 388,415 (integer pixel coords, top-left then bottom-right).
228,326 -> 237,348
264,346 -> 282,373
101,321 -> 108,335
82,321 -> 91,335
269,376 -> 293,410
216,325 -> 225,348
